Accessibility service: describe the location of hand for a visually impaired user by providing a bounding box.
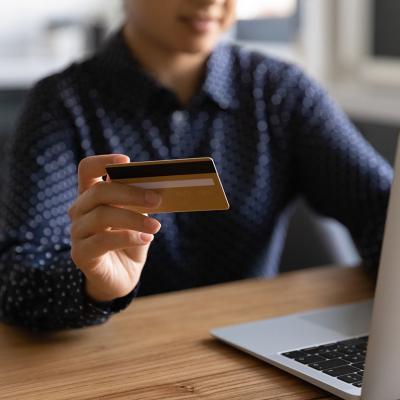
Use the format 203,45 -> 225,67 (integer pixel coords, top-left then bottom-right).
68,154 -> 162,302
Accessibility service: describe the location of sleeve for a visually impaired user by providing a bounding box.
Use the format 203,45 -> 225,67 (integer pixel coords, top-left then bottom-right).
285,66 -> 393,274
0,76 -> 137,331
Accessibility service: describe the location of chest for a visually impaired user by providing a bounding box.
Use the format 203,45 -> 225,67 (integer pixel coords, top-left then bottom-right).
86,99 -> 293,227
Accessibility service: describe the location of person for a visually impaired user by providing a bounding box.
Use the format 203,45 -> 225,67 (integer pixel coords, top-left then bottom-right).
0,0 -> 392,331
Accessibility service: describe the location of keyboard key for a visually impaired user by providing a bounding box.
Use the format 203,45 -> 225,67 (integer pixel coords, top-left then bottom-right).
338,347 -> 361,355
308,363 -> 325,371
282,351 -> 306,359
318,344 -> 339,352
310,358 -> 349,370
342,354 -> 365,363
338,373 -> 362,384
352,340 -> 368,351
353,382 -> 363,388
318,350 -> 346,359
341,337 -> 368,347
301,347 -> 322,357
324,365 -> 359,377
295,355 -> 326,364
352,362 -> 365,370
357,347 -> 367,354
301,346 -> 321,354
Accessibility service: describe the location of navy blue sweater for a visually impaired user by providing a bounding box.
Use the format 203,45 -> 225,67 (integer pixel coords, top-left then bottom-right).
0,31 -> 392,330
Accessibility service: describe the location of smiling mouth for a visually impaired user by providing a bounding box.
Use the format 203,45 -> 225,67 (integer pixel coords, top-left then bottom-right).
179,15 -> 222,34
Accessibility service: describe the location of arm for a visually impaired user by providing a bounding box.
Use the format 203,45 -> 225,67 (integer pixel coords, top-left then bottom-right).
286,67 -> 392,273
0,77 -> 158,330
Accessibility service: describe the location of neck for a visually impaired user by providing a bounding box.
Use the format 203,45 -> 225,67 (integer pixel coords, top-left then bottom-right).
123,25 -> 210,105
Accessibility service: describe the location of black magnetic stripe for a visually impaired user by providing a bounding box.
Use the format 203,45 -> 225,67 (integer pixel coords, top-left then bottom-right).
106,160 -> 216,179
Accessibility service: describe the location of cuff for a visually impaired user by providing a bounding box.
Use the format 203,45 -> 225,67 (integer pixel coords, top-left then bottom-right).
86,283 -> 140,315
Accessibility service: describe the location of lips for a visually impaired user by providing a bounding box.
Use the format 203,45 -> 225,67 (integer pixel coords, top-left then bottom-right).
179,14 -> 221,34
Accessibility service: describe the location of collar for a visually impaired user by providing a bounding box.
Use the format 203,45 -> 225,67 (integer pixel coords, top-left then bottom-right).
96,30 -> 238,111
202,42 -> 238,110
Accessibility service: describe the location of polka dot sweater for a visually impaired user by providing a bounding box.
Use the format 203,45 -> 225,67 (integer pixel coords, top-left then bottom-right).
0,30 -> 392,331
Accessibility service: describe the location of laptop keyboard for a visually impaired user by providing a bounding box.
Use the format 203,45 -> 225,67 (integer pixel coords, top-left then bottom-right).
281,336 -> 368,388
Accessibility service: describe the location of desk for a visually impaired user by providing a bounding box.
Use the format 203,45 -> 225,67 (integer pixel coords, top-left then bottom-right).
0,266 -> 374,400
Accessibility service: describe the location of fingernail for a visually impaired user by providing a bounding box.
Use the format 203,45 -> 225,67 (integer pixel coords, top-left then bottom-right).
140,233 -> 154,243
145,190 -> 161,206
144,218 -> 161,232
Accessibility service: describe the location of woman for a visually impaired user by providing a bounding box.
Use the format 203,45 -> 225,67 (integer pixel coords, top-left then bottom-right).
0,0 -> 392,330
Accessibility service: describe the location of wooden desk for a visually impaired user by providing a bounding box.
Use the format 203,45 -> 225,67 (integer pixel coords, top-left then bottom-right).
0,266 -> 374,400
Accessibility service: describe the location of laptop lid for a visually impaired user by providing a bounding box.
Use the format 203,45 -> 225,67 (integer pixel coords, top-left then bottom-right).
362,137 -> 399,399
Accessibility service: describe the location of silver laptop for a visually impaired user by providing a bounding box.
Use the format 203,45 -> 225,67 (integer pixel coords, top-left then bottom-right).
211,139 -> 400,400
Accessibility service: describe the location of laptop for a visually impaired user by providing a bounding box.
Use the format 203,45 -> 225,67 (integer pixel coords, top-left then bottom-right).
211,140 -> 400,400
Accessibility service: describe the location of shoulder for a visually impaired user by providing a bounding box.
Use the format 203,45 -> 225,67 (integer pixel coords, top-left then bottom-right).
221,42 -> 319,95
21,54 -> 101,128
15,61 -> 90,144
226,43 -> 301,78
28,57 -> 95,103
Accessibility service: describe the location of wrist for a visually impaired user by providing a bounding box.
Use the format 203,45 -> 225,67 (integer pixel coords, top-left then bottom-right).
85,279 -> 118,303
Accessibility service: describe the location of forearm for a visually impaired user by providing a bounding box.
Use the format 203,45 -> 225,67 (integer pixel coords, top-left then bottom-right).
286,65 -> 392,274
0,248 -> 138,331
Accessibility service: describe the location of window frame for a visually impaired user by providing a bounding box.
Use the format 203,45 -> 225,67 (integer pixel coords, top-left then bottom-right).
337,0 -> 400,86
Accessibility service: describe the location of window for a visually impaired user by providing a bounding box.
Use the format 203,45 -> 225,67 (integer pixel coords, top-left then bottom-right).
337,0 -> 400,86
235,0 -> 299,43
0,1 -> 123,88
373,0 -> 400,58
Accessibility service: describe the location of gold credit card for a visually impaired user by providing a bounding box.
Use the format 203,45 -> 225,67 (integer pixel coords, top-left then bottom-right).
105,157 -> 230,214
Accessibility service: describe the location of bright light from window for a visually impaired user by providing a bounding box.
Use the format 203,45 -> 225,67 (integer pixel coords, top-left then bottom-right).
237,0 -> 297,20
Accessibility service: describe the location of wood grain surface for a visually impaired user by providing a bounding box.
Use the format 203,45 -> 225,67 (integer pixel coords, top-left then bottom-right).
0,266 -> 375,400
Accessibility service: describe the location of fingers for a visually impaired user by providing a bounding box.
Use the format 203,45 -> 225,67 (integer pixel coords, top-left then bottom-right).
69,181 -> 161,218
70,155 -> 161,286
70,205 -> 161,239
78,154 -> 130,194
75,230 -> 154,261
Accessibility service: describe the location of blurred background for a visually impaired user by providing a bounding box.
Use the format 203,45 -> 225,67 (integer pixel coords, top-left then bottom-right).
0,0 -> 399,272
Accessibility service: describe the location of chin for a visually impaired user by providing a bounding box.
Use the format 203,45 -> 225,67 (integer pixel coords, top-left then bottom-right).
174,36 -> 220,54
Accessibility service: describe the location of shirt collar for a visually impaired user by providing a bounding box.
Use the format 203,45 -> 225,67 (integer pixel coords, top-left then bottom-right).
97,30 -> 238,111
202,43 -> 238,110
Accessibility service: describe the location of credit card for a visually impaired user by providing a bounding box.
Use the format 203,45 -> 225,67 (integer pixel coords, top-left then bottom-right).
105,157 -> 230,214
